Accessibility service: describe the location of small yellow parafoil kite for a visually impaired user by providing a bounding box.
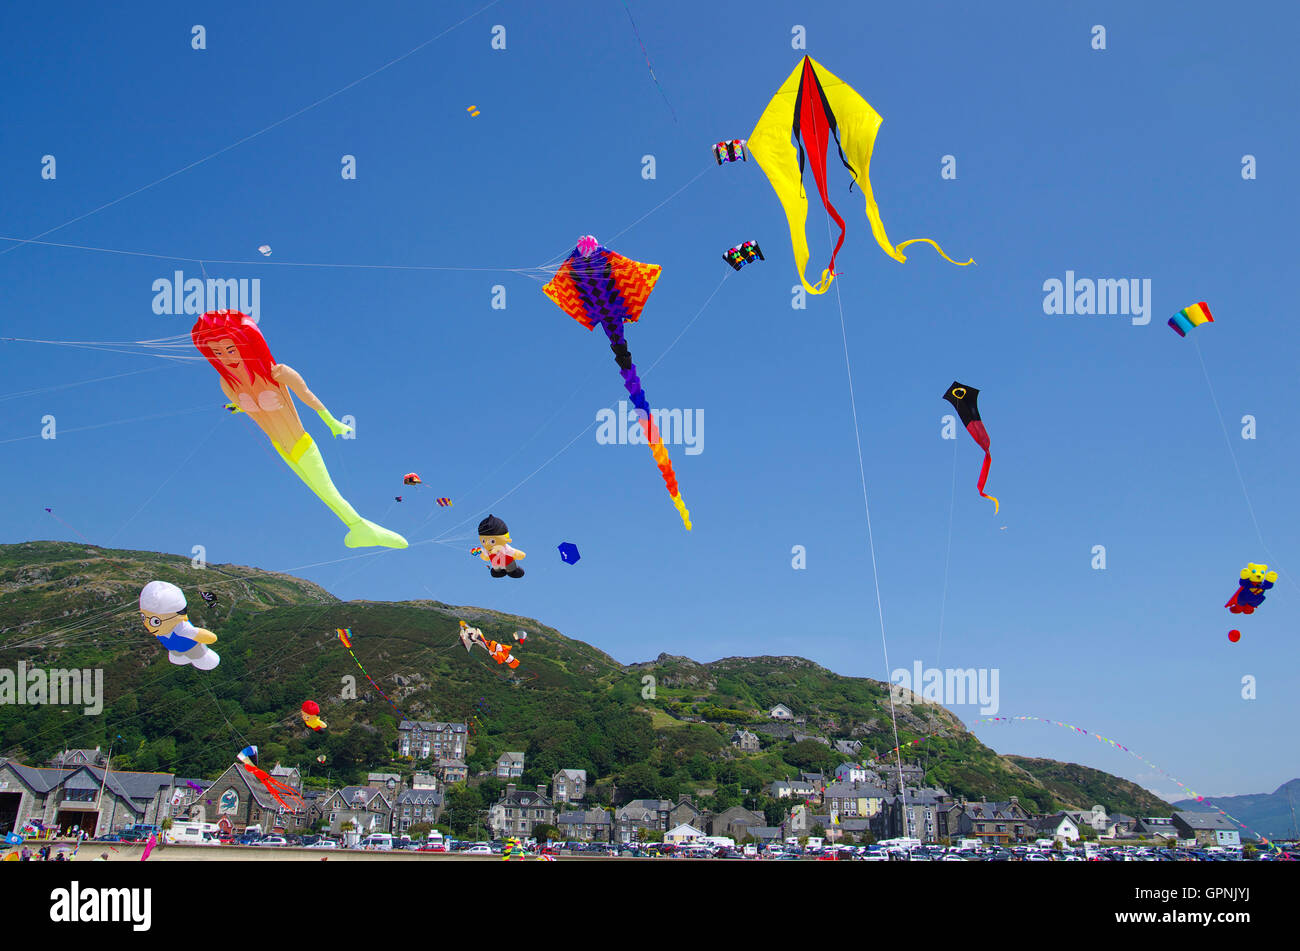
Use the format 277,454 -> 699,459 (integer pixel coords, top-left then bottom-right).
748,56 -> 973,295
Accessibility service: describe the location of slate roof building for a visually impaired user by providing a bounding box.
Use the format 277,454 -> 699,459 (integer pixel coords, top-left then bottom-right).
496,752 -> 525,779
489,784 -> 554,838
396,721 -> 467,761
556,807 -> 612,842
317,786 -> 393,836
0,758 -> 175,836
393,789 -> 444,833
1172,811 -> 1242,848
552,769 -> 587,804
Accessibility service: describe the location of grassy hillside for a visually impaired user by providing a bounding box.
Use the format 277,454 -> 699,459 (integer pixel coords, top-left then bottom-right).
0,542 -> 1169,823
1006,756 -> 1171,817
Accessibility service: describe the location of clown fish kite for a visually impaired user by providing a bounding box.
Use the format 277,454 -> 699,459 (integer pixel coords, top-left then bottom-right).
542,236 -> 691,529
193,310 -> 406,549
942,382 -> 999,514
236,745 -> 304,812
748,56 -> 973,295
459,620 -> 521,669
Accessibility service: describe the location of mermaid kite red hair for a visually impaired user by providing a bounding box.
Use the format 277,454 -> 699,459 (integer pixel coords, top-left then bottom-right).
191,310 -> 278,391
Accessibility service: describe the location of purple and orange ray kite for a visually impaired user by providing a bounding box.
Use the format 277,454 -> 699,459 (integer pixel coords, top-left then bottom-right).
542,236 -> 691,530
943,382 -> 998,514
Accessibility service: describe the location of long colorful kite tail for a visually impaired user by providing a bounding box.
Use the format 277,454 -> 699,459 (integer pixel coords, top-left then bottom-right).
600,318 -> 692,530
244,764 -> 305,812
968,421 -> 998,514
336,628 -> 407,718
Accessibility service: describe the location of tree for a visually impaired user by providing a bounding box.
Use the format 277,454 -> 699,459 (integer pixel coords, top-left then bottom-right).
531,823 -> 560,843
443,785 -> 485,836
811,823 -> 826,838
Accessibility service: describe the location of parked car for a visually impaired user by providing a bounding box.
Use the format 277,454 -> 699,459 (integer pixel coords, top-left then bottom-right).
304,838 -> 339,849
254,835 -> 288,847
465,844 -> 493,855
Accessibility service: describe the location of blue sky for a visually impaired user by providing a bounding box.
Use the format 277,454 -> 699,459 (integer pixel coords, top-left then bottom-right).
1,1 -> 1296,800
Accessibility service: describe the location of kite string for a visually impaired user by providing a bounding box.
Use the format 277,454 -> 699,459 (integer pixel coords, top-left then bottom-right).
803,86 -> 907,809
619,0 -> 677,122
973,716 -> 1275,848
935,438 -> 958,667
0,0 -> 504,258
1192,335 -> 1297,594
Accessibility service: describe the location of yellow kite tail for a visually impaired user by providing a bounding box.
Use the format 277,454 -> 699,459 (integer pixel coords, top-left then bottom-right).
895,238 -> 975,266
274,433 -> 408,549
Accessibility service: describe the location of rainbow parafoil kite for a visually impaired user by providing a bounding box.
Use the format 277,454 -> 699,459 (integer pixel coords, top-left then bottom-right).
748,56 -> 972,294
542,236 -> 691,530
1168,301 -> 1214,337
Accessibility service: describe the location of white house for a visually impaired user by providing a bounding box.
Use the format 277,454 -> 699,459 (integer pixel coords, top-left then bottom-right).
664,822 -> 707,844
1034,814 -> 1080,842
768,704 -> 795,721
834,763 -> 868,783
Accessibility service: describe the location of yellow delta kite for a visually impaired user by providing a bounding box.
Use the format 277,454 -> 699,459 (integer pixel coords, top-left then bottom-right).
748,56 -> 973,295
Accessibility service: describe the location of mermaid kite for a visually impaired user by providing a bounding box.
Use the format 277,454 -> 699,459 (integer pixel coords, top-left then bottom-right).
192,310 -> 406,549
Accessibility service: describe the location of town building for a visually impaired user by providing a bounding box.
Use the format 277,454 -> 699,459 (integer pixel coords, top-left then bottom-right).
489,784 -> 554,838
396,721 -> 467,761
1172,811 -> 1242,848
552,769 -> 587,804
496,752 -> 525,779
393,789 -> 443,834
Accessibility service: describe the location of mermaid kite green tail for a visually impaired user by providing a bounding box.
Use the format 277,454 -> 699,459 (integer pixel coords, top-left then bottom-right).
274,433 -> 408,549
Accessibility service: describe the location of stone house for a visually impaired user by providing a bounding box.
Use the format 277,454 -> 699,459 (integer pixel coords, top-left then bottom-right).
556,807 -> 612,842
488,784 -> 554,838
552,769 -> 587,804
396,720 -> 467,761
615,799 -> 671,843
731,730 -> 760,752
496,752 -> 525,779
942,797 -> 1033,845
393,789 -> 444,833
0,759 -> 174,836
1172,811 -> 1241,848
711,805 -> 764,840
317,786 -> 393,836
437,759 -> 468,785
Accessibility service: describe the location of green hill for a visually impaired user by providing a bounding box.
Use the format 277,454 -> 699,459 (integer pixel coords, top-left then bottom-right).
0,541 -> 1168,822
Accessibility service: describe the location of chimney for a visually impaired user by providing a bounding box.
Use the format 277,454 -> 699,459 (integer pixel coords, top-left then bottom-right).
537,784 -> 547,798
506,783 -> 517,796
